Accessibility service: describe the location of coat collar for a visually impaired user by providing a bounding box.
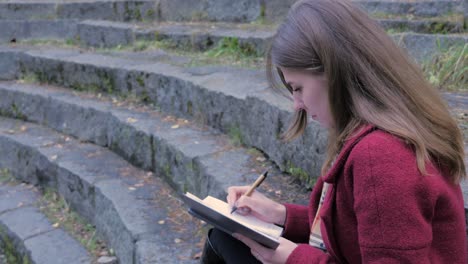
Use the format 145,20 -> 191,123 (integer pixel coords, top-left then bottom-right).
322,124 -> 376,183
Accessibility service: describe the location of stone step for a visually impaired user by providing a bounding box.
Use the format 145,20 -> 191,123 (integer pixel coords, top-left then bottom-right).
0,0 -> 462,24
76,19 -> 464,54
264,0 -> 465,23
78,20 -> 275,56
0,45 -> 328,186
0,0 -> 158,22
0,80 -> 309,200
355,0 -> 464,18
0,182 -> 92,264
0,19 -> 79,43
0,117 -> 198,263
379,18 -> 464,34
391,32 -> 467,62
0,80 -> 310,260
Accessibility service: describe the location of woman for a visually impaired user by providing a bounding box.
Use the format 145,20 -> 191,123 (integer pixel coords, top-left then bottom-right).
201,0 -> 467,263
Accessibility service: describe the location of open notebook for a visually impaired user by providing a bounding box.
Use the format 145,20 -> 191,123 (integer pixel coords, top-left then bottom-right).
182,192 -> 283,249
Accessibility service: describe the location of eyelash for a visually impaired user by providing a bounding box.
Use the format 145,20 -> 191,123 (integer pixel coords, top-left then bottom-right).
292,87 -> 301,92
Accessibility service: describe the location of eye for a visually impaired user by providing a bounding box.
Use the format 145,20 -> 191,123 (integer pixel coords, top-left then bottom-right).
292,87 -> 302,93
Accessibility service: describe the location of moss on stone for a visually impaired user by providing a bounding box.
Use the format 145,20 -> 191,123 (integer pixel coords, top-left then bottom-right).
228,125 -> 243,146
11,103 -> 27,121
0,226 -> 20,264
285,161 -> 316,188
136,75 -> 145,87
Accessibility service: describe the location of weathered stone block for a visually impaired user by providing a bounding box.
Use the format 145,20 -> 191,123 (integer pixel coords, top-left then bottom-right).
78,20 -> 135,48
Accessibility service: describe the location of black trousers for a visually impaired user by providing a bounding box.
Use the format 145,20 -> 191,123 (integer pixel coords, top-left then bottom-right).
207,228 -> 262,264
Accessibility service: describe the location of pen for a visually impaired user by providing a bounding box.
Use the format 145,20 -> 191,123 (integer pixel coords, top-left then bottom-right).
230,170 -> 269,214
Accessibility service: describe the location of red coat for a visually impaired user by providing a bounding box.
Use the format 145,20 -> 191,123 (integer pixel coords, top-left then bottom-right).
283,125 -> 467,263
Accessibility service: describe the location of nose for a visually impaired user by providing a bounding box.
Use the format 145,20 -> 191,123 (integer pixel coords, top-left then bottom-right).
293,97 -> 304,111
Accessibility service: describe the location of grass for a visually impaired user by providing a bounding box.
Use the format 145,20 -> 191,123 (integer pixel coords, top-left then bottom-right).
17,37 -> 265,69
285,161 -> 314,188
0,168 -> 15,185
18,73 -> 39,84
127,37 -> 264,69
371,12 -> 464,23
228,125 -> 243,146
39,188 -> 111,260
423,43 -> 467,91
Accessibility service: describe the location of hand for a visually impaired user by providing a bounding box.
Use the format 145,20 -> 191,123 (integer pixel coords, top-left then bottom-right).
227,186 -> 286,226
233,233 -> 297,264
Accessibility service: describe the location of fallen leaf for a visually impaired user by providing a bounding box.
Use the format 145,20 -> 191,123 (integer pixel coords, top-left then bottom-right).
52,223 -> 60,228
174,238 -> 182,243
256,157 -> 266,162
20,126 -> 27,132
158,220 -> 165,225
128,187 -> 136,191
50,155 -> 58,161
126,117 -> 138,123
192,251 -> 203,260
171,125 -> 179,129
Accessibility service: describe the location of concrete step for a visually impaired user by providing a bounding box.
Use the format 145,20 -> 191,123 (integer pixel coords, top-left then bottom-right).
0,182 -> 92,264
0,80 -> 309,200
0,19 -> 79,43
0,80 -> 310,260
379,18 -> 464,34
0,0 -> 462,24
356,0 -> 464,18
76,19 -> 464,54
78,20 -> 275,56
0,117 -> 199,263
391,32 -> 467,62
0,0 -> 158,22
0,45 -> 328,186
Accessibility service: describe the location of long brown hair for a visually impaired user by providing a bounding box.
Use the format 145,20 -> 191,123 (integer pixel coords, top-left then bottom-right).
267,0 -> 466,183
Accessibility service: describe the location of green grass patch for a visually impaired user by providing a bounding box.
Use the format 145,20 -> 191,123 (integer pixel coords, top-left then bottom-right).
18,73 -> 39,84
423,44 -> 467,91
228,125 -> 243,146
17,39 -> 76,48
285,162 -> 316,189
371,12 -> 464,23
0,168 -> 15,185
39,188 -> 110,259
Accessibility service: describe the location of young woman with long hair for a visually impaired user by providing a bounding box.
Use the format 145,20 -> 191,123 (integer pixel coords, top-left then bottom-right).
200,0 -> 467,263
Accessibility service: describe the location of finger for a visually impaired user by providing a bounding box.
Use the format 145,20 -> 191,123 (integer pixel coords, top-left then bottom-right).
234,234 -> 272,262
251,249 -> 265,263
226,186 -> 250,206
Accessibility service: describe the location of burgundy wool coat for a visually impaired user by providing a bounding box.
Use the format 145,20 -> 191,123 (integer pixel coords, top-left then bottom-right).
283,125 -> 467,263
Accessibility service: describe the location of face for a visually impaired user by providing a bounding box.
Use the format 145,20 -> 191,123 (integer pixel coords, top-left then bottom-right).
280,67 -> 333,128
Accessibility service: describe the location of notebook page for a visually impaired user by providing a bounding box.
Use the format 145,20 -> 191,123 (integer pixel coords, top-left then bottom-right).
203,196 -> 283,238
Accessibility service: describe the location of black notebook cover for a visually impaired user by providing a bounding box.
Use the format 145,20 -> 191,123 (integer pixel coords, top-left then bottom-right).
182,194 -> 280,249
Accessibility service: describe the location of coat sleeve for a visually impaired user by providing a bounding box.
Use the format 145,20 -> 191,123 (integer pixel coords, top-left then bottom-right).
281,203 -> 310,242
